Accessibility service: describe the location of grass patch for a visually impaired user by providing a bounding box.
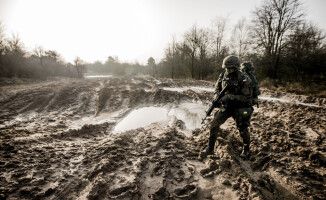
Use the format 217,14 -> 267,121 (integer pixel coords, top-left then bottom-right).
260,78 -> 326,98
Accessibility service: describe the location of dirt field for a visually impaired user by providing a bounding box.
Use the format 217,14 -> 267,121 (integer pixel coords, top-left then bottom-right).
0,76 -> 325,200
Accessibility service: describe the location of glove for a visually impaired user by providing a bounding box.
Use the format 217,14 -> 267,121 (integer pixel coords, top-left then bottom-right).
221,94 -> 235,104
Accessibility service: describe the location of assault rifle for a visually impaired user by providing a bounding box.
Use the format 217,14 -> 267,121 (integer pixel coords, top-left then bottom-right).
201,84 -> 229,124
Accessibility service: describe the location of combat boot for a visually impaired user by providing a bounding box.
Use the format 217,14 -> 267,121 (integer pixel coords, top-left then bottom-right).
240,144 -> 250,158
200,146 -> 214,157
199,136 -> 216,158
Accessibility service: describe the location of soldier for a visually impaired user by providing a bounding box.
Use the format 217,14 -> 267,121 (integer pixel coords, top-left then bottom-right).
240,61 -> 261,107
201,55 -> 254,158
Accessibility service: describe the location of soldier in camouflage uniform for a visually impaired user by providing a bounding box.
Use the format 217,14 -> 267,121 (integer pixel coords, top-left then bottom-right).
201,55 -> 254,158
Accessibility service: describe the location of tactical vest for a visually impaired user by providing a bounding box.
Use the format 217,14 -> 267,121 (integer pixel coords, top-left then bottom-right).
220,70 -> 253,107
221,71 -> 247,94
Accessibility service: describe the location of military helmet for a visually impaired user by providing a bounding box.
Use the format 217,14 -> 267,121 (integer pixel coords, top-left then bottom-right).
241,61 -> 254,70
222,55 -> 240,69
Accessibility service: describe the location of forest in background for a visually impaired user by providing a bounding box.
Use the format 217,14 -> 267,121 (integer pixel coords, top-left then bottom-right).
0,0 -> 325,95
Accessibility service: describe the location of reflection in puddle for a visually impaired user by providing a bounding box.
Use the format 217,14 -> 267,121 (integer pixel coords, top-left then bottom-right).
168,103 -> 206,130
114,107 -> 168,132
114,103 -> 207,133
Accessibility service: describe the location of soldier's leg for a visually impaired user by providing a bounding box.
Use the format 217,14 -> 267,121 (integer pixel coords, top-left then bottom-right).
238,123 -> 250,148
234,108 -> 253,157
201,110 -> 231,156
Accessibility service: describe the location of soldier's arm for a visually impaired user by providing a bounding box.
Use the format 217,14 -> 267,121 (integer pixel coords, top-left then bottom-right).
214,73 -> 223,98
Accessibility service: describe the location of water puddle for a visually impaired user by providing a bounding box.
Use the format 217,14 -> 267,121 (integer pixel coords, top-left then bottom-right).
114,107 -> 168,132
69,110 -> 121,129
113,103 -> 207,133
259,96 -> 320,107
163,87 -> 185,92
189,86 -> 215,93
168,103 -> 206,129
84,75 -> 113,78
162,86 -> 214,93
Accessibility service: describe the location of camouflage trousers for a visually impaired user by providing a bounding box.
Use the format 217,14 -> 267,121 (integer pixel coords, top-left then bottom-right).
209,107 -> 253,147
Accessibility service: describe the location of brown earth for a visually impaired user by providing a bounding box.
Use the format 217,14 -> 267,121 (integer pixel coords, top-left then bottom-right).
0,76 -> 325,200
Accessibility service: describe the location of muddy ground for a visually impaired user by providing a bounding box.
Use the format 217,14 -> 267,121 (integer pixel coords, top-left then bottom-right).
0,76 -> 325,200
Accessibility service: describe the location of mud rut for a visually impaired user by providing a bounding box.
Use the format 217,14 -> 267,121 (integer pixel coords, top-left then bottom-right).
0,77 -> 325,200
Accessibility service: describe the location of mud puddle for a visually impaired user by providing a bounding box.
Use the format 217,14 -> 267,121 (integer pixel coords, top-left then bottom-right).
114,107 -> 169,132
114,102 -> 207,133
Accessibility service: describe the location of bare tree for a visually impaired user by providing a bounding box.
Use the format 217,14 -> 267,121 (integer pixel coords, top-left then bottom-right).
74,56 -> 86,78
6,33 -> 25,56
0,22 -> 5,56
230,18 -> 250,58
184,24 -> 199,79
284,21 -> 326,79
33,46 -> 45,66
197,28 -> 211,79
45,50 -> 61,62
252,0 -> 304,79
174,41 -> 192,78
164,43 -> 173,78
170,35 -> 177,78
147,57 -> 156,76
211,16 -> 227,59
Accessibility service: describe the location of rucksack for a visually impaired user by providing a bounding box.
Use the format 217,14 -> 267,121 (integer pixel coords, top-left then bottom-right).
240,61 -> 261,104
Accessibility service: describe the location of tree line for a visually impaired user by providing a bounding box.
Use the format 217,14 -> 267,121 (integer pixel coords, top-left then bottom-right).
0,25 -> 149,79
0,30 -> 79,79
85,56 -> 148,76
154,0 -> 326,83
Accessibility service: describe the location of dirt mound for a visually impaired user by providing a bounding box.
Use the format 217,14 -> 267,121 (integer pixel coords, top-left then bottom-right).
0,76 -> 325,200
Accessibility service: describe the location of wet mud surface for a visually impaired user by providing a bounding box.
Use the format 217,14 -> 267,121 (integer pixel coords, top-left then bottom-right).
0,76 -> 325,200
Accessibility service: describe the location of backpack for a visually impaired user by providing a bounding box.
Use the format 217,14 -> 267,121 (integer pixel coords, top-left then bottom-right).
240,62 -> 261,104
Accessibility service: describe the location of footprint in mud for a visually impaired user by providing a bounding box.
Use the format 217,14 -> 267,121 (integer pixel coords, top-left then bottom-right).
152,160 -> 166,176
148,187 -> 170,200
200,161 -> 221,178
109,184 -> 136,199
174,184 -> 198,199
252,154 -> 271,171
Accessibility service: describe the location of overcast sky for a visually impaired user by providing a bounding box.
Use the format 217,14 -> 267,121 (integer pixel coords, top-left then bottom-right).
0,0 -> 325,64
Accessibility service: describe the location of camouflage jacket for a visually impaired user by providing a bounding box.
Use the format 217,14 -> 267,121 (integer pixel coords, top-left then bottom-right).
214,70 -> 253,108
